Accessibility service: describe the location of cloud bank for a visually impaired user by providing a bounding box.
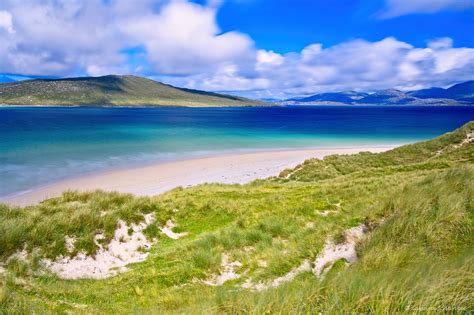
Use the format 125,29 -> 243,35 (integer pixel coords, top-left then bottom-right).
0,0 -> 473,98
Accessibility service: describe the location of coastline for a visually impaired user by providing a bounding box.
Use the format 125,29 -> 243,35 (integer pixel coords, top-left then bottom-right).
0,103 -> 269,108
1,104 -> 473,108
1,146 -> 395,206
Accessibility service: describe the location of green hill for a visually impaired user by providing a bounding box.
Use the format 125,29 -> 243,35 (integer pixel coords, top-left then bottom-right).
0,75 -> 266,107
0,122 -> 473,313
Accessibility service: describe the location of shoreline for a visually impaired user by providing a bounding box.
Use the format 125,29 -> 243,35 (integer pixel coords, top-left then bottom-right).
0,104 -> 268,108
1,104 -> 473,108
1,146 -> 395,207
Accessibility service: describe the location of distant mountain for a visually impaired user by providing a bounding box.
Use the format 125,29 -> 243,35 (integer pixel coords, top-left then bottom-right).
0,75 -> 16,83
407,87 -> 447,99
0,75 -> 266,107
445,81 -> 474,102
0,78 -> 15,83
356,89 -> 418,104
282,81 -> 474,105
259,98 -> 283,103
407,81 -> 474,102
289,91 -> 368,103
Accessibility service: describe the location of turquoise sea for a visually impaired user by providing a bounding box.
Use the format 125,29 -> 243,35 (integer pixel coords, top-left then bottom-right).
1,105 -> 474,198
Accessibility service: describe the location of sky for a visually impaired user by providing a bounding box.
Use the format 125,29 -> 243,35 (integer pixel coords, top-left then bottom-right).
0,0 -> 473,99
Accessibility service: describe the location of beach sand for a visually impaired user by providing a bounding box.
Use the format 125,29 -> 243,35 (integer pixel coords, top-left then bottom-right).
2,147 -> 394,206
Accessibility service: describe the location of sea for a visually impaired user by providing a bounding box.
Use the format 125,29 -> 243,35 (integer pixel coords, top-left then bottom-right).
1,105 -> 474,198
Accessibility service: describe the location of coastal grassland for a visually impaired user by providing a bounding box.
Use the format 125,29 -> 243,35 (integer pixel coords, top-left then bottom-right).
0,122 -> 473,314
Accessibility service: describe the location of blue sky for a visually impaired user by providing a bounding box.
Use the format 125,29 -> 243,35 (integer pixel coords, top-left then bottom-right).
0,0 -> 473,98
214,0 -> 474,51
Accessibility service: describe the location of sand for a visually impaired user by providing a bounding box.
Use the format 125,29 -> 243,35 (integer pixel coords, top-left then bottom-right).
242,260 -> 313,291
312,224 -> 366,276
1,146 -> 394,206
160,220 -> 189,239
43,213 -> 156,279
203,254 -> 243,286
241,223 -> 367,291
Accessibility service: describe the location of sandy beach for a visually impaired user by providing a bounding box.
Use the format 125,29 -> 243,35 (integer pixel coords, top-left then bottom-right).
2,146 -> 394,206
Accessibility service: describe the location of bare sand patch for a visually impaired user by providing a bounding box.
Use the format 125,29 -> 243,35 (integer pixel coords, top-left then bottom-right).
43,213 -> 155,279
160,220 -> 188,239
203,254 -> 242,286
64,236 -> 76,253
7,248 -> 28,264
257,260 -> 268,268
242,223 -> 367,291
312,224 -> 365,276
242,260 -> 311,291
453,132 -> 474,148
436,132 -> 473,156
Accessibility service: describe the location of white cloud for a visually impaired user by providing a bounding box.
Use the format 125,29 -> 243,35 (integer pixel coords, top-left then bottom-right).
179,36 -> 474,98
0,0 -> 254,77
378,0 -> 474,19
301,44 -> 323,61
176,64 -> 270,92
256,50 -> 283,71
0,0 -> 131,76
427,37 -> 453,49
0,10 -> 14,34
122,0 -> 255,75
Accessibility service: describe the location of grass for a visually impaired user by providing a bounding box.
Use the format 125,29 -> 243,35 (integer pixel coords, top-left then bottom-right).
0,121 -> 472,314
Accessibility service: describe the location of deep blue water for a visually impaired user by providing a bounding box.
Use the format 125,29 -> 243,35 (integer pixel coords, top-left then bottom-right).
1,105 -> 474,198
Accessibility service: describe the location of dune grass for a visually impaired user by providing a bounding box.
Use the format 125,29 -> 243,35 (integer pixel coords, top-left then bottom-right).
0,122 -> 472,314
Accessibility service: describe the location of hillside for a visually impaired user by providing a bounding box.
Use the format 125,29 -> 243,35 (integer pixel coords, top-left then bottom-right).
407,87 -> 450,98
0,75 -> 265,107
0,122 -> 473,313
408,81 -> 474,101
357,88 -> 417,104
283,81 -> 474,105
446,80 -> 474,102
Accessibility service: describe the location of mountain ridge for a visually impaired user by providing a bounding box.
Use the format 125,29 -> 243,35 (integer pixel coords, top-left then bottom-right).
283,81 -> 474,105
288,91 -> 368,103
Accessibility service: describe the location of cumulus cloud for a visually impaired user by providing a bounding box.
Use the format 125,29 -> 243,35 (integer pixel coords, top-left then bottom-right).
176,36 -> 474,98
0,10 -> 14,34
0,0 -> 132,76
122,0 -> 254,75
268,37 -> 474,96
378,0 -> 474,19
0,0 -> 254,77
0,0 -> 473,98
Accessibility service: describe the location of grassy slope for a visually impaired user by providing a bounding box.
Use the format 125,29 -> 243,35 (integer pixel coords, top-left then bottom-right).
0,122 -> 473,314
0,75 -> 265,107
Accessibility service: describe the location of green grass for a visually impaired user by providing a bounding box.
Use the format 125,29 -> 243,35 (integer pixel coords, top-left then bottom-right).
0,75 -> 267,107
0,122 -> 473,314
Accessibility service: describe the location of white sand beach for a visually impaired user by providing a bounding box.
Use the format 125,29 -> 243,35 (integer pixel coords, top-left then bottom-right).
2,146 -> 394,206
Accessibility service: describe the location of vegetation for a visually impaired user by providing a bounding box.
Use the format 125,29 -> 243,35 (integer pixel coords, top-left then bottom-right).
0,75 -> 266,107
0,122 -> 473,314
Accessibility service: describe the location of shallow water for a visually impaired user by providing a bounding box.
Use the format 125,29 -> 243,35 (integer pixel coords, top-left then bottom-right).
1,105 -> 474,197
